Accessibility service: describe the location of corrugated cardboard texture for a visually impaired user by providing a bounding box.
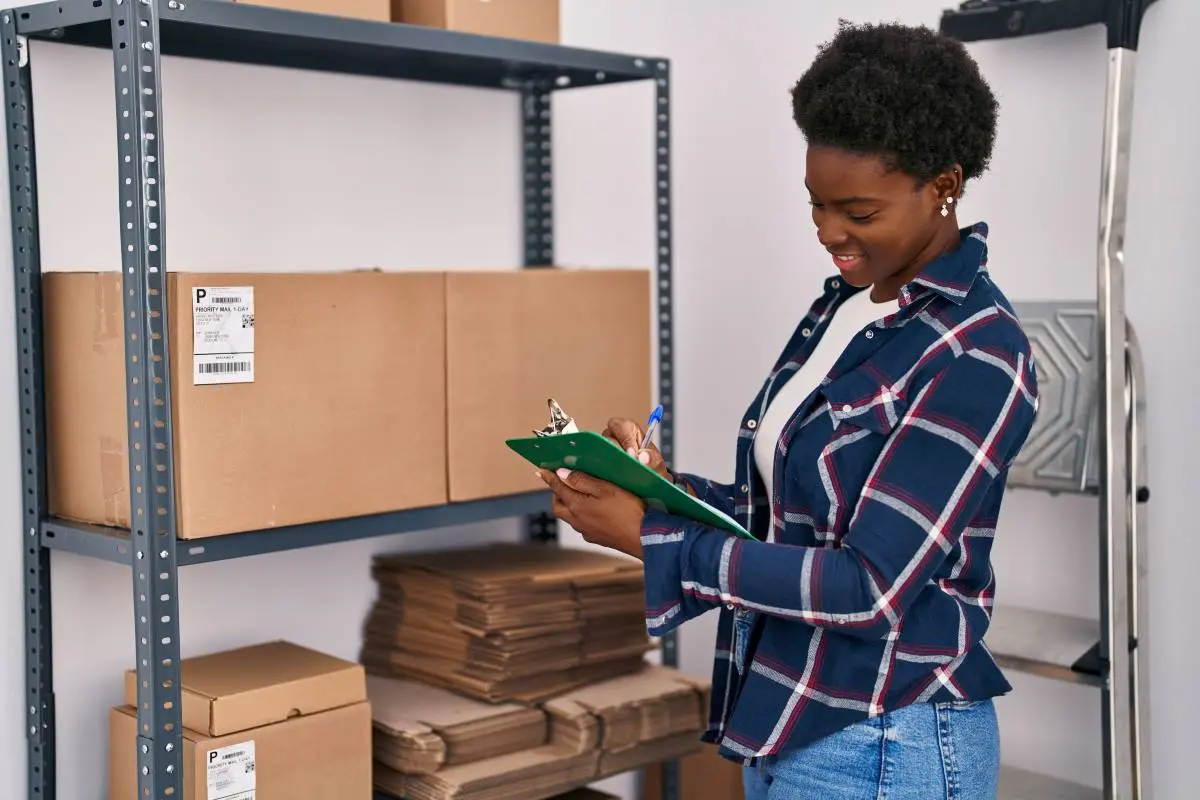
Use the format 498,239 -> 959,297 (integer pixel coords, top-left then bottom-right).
544,666 -> 710,756
374,744 -> 599,800
397,0 -> 559,43
109,701 -> 373,800
233,0 -> 393,22
43,270 -> 448,539
123,641 -> 366,736
367,674 -> 546,774
362,544 -> 652,702
444,268 -> 651,501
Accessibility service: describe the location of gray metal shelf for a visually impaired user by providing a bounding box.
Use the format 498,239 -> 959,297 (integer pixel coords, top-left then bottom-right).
2,2 -> 677,799
1000,765 -> 1103,800
15,0 -> 655,89
41,491 -> 553,565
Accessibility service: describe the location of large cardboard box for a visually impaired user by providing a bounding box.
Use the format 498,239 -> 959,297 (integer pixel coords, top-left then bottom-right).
396,0 -> 559,43
43,270 -> 448,539
109,641 -> 373,800
444,269 -> 651,501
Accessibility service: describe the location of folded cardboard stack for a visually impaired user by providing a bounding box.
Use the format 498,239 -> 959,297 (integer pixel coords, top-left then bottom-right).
367,674 -> 547,775
360,544 -> 654,703
374,746 -> 600,800
544,666 -> 710,778
367,662 -> 710,800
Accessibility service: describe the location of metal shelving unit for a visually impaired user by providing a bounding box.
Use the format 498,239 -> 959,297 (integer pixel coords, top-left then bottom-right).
1,2 -> 677,798
939,1 -> 1159,799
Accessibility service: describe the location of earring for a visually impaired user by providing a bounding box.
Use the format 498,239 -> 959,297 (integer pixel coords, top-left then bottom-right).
940,196 -> 955,217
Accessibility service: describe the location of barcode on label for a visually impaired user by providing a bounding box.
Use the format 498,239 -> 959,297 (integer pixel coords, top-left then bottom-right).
198,361 -> 251,374
211,296 -> 241,304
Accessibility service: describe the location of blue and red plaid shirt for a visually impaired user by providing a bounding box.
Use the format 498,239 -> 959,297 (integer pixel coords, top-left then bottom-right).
641,222 -> 1039,763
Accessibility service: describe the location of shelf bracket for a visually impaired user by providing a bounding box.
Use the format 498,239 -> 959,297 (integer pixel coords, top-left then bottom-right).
109,0 -> 185,797
3,11 -> 56,799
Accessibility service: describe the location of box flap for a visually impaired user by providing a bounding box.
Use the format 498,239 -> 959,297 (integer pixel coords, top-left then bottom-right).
124,641 -> 365,736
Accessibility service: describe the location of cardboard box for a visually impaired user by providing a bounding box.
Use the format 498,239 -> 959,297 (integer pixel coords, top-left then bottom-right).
644,743 -> 746,800
367,674 -> 547,774
445,269 -> 652,501
43,270 -> 448,539
110,641 -> 373,800
234,0 -> 393,23
396,0 -> 559,43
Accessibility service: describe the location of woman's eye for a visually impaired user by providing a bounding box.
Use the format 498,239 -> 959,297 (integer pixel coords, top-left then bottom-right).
848,211 -> 876,223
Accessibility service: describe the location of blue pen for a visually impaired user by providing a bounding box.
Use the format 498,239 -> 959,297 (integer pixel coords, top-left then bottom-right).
639,404 -> 663,451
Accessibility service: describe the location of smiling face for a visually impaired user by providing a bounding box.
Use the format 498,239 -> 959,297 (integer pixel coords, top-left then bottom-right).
805,145 -> 963,300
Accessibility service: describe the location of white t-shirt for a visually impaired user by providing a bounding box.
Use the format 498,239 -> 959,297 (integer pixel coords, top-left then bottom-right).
753,288 -> 900,501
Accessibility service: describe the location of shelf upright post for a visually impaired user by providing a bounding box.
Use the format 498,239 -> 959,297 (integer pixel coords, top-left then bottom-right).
521,80 -> 558,545
109,0 -> 184,796
653,58 -> 680,800
2,13 -> 56,800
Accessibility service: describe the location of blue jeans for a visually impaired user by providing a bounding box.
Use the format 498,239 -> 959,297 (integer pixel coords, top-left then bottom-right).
740,698 -> 1000,799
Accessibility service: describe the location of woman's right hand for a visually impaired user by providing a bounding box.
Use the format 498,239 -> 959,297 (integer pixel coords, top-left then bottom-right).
603,417 -> 673,482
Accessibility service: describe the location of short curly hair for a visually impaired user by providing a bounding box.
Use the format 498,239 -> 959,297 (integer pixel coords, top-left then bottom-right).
791,20 -> 999,185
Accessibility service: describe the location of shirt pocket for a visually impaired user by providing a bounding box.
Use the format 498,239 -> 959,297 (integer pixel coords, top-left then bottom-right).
819,369 -> 909,437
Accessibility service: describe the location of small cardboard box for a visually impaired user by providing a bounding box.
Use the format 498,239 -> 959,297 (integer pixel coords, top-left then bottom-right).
43,270 -> 448,539
396,0 -> 559,43
444,269 -> 652,502
110,641 -> 373,799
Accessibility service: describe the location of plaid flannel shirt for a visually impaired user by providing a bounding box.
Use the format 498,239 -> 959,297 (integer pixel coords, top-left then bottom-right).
641,223 -> 1039,763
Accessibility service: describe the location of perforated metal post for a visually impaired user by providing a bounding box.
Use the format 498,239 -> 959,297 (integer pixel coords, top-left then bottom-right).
110,0 -> 184,796
654,60 -> 680,800
3,15 -> 56,800
521,82 -> 558,544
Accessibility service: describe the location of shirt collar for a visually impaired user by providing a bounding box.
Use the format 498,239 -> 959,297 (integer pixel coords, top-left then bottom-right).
820,222 -> 990,309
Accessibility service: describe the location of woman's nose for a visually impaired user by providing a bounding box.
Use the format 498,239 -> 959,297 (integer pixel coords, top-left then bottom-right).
816,220 -> 849,249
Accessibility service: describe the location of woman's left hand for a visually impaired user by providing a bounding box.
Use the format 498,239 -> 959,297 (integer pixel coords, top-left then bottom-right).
537,468 -> 646,560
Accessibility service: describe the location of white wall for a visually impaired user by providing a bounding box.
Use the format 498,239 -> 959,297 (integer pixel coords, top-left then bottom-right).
0,1 -> 1194,798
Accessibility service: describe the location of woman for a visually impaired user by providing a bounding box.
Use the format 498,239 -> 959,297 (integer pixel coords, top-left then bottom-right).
539,19 -> 1038,799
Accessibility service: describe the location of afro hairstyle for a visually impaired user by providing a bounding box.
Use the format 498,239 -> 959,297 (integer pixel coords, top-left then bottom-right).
790,20 -> 999,186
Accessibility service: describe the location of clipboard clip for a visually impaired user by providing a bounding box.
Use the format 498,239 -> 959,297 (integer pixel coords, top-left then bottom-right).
533,397 -> 579,437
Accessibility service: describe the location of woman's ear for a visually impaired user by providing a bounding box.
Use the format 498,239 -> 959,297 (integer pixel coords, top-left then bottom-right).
932,164 -> 964,206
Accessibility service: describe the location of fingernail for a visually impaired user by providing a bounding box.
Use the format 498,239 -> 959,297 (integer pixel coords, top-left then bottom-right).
638,451 -> 651,465
557,468 -> 572,480
626,447 -> 636,455
535,470 -> 546,482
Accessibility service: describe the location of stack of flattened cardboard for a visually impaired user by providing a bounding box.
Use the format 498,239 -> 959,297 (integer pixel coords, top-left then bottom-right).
366,674 -> 547,775
361,544 -> 653,703
367,665 -> 712,800
544,666 -> 710,778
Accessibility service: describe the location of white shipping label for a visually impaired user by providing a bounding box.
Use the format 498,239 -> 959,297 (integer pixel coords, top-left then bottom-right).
193,286 -> 254,385
207,740 -> 256,800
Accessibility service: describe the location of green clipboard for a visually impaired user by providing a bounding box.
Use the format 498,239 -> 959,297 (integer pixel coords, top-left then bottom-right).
506,430 -> 754,540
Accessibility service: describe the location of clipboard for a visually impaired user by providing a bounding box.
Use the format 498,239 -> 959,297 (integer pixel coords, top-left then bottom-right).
506,430 -> 754,540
